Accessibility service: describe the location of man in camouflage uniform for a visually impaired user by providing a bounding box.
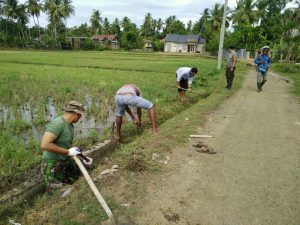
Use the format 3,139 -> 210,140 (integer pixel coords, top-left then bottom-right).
41,101 -> 93,194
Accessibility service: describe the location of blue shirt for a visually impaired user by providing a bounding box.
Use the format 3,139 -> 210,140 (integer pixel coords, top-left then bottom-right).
254,54 -> 272,73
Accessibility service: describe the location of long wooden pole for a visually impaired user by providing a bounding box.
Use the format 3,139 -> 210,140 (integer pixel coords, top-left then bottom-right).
73,156 -> 116,225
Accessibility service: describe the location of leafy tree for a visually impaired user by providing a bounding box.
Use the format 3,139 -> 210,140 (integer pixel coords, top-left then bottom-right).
280,6 -> 300,61
103,17 -> 111,34
61,0 -> 75,38
140,12 -> 154,37
120,16 -> 143,49
90,9 -> 102,36
186,20 -> 192,33
27,0 -> 43,41
3,0 -> 18,34
111,17 -> 120,35
69,22 -> 91,36
207,3 -> 229,33
231,0 -> 258,26
193,8 -> 210,35
163,15 -> 186,35
257,0 -> 290,43
44,0 -> 64,40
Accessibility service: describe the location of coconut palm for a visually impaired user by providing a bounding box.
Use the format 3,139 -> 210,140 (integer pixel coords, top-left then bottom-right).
111,17 -> 120,35
61,0 -> 74,38
103,17 -> 111,34
44,0 -> 64,40
141,12 -> 154,37
3,0 -> 18,34
231,0 -> 258,26
27,0 -> 43,41
90,9 -> 102,36
16,3 -> 29,46
208,3 -> 229,32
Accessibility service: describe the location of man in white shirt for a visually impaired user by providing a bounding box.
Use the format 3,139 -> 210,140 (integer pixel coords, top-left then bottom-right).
176,67 -> 198,100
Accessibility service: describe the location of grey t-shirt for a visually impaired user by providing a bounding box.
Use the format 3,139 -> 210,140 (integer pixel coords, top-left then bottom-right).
116,84 -> 142,96
227,51 -> 237,68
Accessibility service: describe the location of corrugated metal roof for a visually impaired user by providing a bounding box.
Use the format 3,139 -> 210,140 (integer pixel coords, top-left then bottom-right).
165,34 -> 206,44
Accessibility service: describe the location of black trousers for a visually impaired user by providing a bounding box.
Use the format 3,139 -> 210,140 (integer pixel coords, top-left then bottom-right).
226,67 -> 235,88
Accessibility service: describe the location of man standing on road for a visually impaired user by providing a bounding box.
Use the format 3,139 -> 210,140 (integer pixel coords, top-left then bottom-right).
225,46 -> 237,90
41,101 -> 93,194
254,46 -> 272,92
176,67 -> 198,100
115,84 -> 158,141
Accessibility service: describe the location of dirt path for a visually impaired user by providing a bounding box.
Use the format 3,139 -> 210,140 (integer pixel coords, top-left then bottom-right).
134,70 -> 300,225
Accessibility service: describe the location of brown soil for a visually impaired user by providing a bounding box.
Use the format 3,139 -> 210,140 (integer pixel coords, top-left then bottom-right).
133,70 -> 300,225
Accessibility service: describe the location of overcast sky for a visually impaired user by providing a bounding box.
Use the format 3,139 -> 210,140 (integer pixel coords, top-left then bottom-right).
19,0 -> 296,28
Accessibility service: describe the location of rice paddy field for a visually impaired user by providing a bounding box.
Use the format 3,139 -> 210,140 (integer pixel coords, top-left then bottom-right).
0,50 -> 221,182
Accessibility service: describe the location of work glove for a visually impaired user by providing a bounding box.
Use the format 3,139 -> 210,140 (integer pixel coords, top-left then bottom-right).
68,147 -> 81,156
83,157 -> 93,166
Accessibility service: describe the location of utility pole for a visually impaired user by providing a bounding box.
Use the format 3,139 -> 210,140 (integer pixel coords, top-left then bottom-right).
217,0 -> 229,70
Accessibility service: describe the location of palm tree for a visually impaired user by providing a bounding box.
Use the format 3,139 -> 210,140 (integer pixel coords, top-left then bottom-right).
199,8 -> 210,34
121,16 -> 131,31
61,0 -> 74,38
141,12 -> 154,37
90,9 -> 102,36
208,3 -> 229,32
103,17 -> 111,34
27,0 -> 43,41
156,18 -> 163,33
44,0 -> 64,40
231,0 -> 258,26
16,3 -> 29,47
111,17 -> 120,35
3,0 -> 18,35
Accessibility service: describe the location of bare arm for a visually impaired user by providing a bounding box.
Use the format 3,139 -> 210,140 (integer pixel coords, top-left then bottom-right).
232,55 -> 237,68
125,106 -> 136,121
41,132 -> 68,155
177,81 -> 181,88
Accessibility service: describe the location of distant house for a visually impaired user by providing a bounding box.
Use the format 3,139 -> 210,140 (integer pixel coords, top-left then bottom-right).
67,36 -> 90,48
164,34 -> 206,53
144,39 -> 153,51
93,35 -> 119,49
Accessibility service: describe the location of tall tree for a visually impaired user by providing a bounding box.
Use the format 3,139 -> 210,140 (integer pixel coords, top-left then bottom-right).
193,8 -> 210,35
90,9 -> 102,36
140,12 -> 154,37
163,15 -> 186,35
61,0 -> 75,38
3,0 -> 18,34
186,20 -> 192,33
208,3 -> 229,32
111,17 -> 120,35
121,16 -> 131,31
27,0 -> 43,41
44,0 -> 64,40
103,17 -> 111,34
16,3 -> 29,46
231,0 -> 258,26
257,0 -> 290,43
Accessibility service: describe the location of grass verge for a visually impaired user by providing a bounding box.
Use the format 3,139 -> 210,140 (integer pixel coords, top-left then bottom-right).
271,63 -> 300,96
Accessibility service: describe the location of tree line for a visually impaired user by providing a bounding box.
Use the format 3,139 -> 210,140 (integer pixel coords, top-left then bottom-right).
0,0 -> 299,61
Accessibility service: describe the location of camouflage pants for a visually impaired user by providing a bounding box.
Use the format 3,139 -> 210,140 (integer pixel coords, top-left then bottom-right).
41,158 -> 80,194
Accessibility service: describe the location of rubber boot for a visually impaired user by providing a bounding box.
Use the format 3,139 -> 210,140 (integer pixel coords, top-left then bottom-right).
260,80 -> 266,90
257,83 -> 261,92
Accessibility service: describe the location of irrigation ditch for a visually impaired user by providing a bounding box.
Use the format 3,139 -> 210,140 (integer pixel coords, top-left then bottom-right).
0,92 -> 211,223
